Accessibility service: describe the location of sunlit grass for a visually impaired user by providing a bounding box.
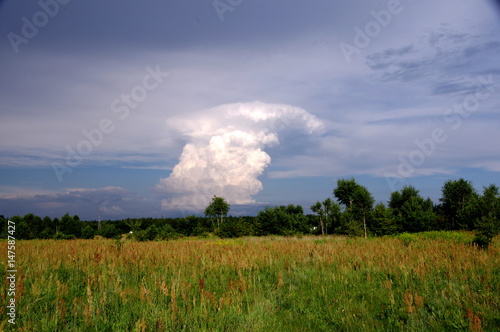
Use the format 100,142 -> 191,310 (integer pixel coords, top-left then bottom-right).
1,234 -> 499,331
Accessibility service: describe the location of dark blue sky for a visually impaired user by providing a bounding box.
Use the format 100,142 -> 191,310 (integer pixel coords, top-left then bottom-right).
1,0 -> 499,220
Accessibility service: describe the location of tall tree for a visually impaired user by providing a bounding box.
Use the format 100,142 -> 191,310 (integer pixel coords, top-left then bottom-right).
11,216 -> 29,239
204,195 -> 230,229
23,213 -> 42,239
40,216 -> 54,239
333,178 -> 359,212
353,186 -> 375,238
256,205 -> 307,236
59,213 -> 82,237
439,179 -> 477,229
389,185 -> 420,211
480,184 -> 500,220
311,202 -> 325,235
0,215 -> 7,238
333,178 -> 374,238
285,204 -> 308,234
371,203 -> 399,235
473,184 -> 500,248
322,198 -> 340,235
389,186 -> 437,233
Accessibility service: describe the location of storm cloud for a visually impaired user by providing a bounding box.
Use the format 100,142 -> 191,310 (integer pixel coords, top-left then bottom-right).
156,102 -> 324,211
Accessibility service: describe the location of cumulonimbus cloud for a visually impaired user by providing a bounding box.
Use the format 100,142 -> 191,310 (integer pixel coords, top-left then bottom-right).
156,101 -> 324,211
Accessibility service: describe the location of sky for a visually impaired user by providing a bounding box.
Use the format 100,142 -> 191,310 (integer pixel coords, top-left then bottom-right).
0,0 -> 499,220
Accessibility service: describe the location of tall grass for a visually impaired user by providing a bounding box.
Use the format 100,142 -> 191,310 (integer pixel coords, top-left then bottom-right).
1,235 -> 499,331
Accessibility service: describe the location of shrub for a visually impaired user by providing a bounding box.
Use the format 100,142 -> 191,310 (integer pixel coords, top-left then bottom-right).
156,224 -> 181,241
215,218 -> 254,238
472,216 -> 499,249
98,223 -> 120,239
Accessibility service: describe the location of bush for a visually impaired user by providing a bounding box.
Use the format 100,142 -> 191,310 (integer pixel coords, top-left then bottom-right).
81,224 -> 96,239
192,224 -> 211,237
131,230 -> 148,241
472,234 -> 491,249
472,216 -> 499,249
215,218 -> 254,238
156,224 -> 181,241
98,223 -> 120,239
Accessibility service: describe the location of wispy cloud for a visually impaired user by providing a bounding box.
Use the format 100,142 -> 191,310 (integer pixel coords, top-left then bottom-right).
0,186 -> 150,219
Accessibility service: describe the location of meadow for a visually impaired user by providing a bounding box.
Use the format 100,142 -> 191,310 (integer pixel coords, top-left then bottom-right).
1,233 -> 499,331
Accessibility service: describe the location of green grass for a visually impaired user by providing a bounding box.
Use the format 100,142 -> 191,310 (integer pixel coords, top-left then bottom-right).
393,231 -> 476,246
1,234 -> 499,331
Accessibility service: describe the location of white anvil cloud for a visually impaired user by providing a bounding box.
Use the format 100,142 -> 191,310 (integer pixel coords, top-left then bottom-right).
156,101 -> 324,211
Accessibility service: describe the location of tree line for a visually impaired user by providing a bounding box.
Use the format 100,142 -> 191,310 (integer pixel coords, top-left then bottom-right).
1,178 -> 499,247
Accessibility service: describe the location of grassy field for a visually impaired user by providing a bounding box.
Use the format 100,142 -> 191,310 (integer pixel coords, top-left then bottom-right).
1,233 -> 499,331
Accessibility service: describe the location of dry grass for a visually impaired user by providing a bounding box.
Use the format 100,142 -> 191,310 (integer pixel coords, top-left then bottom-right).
1,235 -> 499,331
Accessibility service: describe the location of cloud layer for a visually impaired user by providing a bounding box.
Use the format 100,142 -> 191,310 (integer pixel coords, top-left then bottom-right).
0,186 -> 134,220
156,102 -> 324,210
0,1 -> 499,219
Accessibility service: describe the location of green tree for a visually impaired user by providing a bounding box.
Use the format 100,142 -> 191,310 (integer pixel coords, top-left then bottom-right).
58,213 -> 82,238
0,215 -> 7,238
204,195 -> 230,229
389,186 -> 437,233
12,215 -> 29,239
284,204 -> 309,234
40,216 -> 54,239
480,184 -> 500,220
215,217 -> 254,238
256,205 -> 307,236
371,203 -> 399,235
333,178 -> 374,237
22,213 -> 42,239
311,202 -> 325,234
311,199 -> 341,235
98,222 -> 120,239
389,185 -> 420,211
257,206 -> 286,236
156,223 -> 181,240
54,217 -> 60,234
322,198 -> 340,234
81,223 -> 96,239
473,184 -> 500,248
333,178 -> 359,212
125,219 -> 143,232
179,215 -> 204,236
439,179 -> 477,229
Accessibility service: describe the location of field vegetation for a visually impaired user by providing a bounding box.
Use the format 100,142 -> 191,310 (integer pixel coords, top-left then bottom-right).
1,233 -> 499,331
2,177 -> 499,330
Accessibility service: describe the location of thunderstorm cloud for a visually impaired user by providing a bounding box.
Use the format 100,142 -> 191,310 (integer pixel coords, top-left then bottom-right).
156,102 -> 324,211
